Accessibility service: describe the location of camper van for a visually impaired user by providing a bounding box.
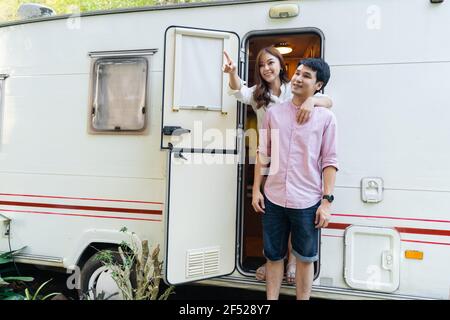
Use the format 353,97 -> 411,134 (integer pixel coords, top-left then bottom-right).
0,0 -> 449,300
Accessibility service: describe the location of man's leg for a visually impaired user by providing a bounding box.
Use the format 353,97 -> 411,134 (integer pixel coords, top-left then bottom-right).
265,259 -> 284,300
295,260 -> 314,300
288,201 -> 321,300
262,197 -> 290,300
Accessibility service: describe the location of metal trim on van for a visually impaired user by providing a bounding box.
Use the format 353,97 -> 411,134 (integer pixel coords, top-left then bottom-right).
201,276 -> 435,300
88,49 -> 158,58
0,0 -> 277,28
239,27 -> 326,82
10,254 -> 64,268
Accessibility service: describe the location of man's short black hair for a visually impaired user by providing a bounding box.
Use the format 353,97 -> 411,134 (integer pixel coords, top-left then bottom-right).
297,58 -> 331,91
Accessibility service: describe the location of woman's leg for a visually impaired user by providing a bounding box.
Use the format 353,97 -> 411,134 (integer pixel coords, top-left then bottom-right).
255,264 -> 266,281
255,175 -> 268,281
258,235 -> 296,283
286,234 -> 297,284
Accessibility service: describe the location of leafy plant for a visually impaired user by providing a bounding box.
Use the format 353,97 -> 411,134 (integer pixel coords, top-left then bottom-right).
23,279 -> 61,300
96,230 -> 174,300
80,287 -> 119,300
0,248 -> 33,300
1,249 -> 60,300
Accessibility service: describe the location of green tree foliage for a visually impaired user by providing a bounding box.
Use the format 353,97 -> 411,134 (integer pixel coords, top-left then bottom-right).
0,0 -> 213,23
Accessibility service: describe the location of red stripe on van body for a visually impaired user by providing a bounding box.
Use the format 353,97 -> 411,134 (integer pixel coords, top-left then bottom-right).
395,227 -> 450,237
0,193 -> 163,205
0,200 -> 162,215
402,239 -> 450,246
332,213 -> 450,224
322,234 -> 450,246
0,208 -> 162,222
326,223 -> 350,230
326,223 -> 450,237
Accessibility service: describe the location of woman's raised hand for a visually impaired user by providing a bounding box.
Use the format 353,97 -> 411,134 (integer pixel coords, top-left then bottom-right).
222,50 -> 237,74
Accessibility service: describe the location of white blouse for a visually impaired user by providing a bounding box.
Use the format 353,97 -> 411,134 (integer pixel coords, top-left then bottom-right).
228,80 -> 325,130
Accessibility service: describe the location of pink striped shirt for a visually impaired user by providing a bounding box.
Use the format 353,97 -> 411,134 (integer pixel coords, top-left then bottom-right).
258,100 -> 339,209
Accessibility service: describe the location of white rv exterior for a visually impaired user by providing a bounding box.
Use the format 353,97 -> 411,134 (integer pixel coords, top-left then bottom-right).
0,0 -> 449,300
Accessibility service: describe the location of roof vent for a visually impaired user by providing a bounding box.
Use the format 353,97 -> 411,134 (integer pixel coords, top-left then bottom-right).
17,3 -> 56,20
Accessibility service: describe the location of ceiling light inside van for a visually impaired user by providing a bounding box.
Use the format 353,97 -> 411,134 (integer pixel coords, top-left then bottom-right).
274,43 -> 293,55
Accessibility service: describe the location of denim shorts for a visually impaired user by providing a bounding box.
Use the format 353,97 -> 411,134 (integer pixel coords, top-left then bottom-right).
262,197 -> 320,263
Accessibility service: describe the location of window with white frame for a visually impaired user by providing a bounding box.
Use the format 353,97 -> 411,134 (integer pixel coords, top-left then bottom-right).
172,28 -> 232,112
90,57 -> 148,132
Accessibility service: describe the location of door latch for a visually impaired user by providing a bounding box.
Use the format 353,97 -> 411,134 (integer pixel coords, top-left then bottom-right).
162,126 -> 191,136
382,250 -> 394,270
174,151 -> 187,161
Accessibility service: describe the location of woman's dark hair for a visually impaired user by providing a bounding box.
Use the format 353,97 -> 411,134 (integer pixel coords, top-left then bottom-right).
253,46 -> 289,110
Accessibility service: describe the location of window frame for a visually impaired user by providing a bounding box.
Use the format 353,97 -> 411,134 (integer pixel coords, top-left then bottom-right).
87,49 -> 157,135
172,27 -> 232,113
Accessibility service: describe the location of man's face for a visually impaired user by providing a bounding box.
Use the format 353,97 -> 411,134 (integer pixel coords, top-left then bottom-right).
291,64 -> 323,97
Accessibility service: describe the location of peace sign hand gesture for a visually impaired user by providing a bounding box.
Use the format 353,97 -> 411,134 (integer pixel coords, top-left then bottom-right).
222,50 -> 237,74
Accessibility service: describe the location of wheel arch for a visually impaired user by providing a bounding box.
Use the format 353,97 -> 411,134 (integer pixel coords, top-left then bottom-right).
64,229 -> 139,269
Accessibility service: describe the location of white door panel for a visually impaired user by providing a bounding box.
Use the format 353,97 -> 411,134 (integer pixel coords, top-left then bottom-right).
165,151 -> 238,285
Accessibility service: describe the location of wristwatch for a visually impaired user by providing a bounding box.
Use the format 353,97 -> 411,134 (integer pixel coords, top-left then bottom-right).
322,195 -> 334,203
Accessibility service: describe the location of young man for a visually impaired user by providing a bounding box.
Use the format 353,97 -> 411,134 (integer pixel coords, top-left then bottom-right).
252,58 -> 338,300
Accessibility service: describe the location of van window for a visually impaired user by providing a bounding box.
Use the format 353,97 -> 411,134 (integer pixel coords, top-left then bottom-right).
171,28 -> 231,112
90,57 -> 147,132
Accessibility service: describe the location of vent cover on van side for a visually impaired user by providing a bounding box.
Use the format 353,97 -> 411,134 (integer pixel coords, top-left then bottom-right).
186,247 -> 220,278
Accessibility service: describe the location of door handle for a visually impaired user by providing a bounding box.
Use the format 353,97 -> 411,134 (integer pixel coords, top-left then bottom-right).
168,143 -> 187,161
174,151 -> 187,161
162,126 -> 191,136
361,177 -> 383,203
382,250 -> 394,270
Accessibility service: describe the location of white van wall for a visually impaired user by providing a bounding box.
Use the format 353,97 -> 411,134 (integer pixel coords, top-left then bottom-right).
0,0 -> 449,299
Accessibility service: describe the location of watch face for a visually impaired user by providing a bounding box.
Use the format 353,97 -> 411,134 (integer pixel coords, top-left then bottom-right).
323,195 -> 334,202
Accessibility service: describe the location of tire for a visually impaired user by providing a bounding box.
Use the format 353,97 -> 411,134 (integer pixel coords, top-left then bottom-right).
79,249 -> 124,300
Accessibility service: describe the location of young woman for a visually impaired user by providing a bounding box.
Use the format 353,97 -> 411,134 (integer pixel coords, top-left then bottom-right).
223,46 -> 333,283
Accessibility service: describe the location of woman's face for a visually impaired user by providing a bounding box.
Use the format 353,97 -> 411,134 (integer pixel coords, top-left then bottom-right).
258,52 -> 281,84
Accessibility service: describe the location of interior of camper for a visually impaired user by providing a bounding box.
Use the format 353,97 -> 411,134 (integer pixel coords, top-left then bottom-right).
240,31 -> 322,277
